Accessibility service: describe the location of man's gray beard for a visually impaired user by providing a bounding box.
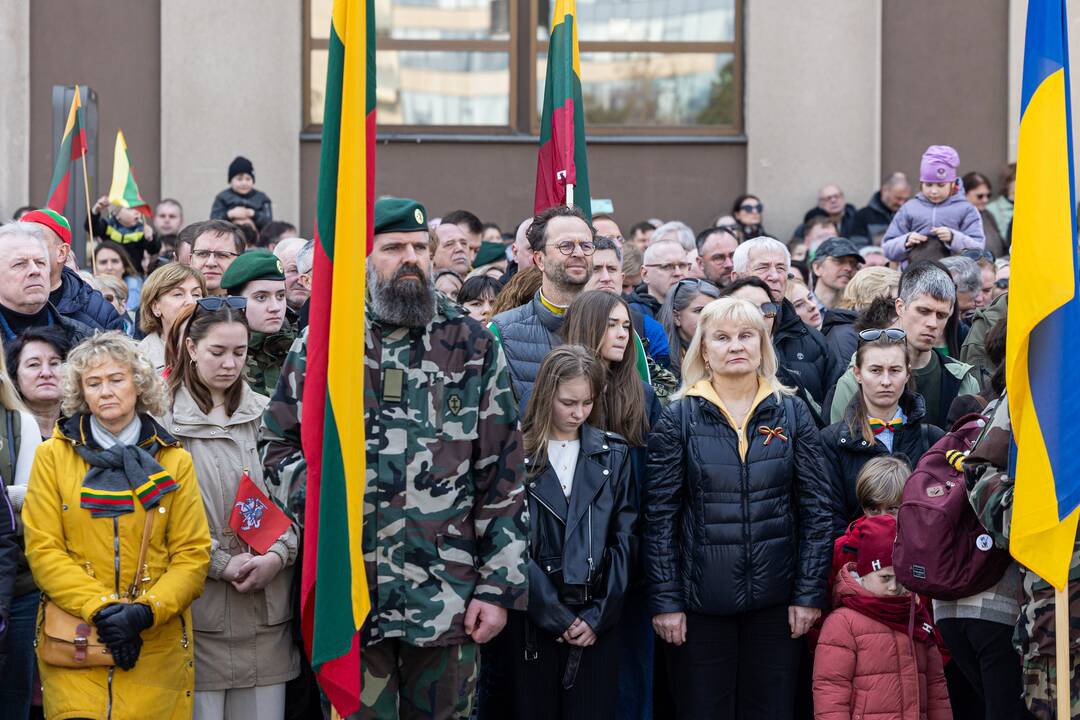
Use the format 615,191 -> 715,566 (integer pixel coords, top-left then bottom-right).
369,265 -> 436,328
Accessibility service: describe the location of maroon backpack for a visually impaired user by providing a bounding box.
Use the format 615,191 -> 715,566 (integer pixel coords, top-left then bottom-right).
893,413 -> 1012,600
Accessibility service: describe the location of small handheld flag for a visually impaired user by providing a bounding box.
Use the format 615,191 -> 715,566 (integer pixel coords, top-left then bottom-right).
45,86 -> 87,213
228,471 -> 291,555
108,130 -> 151,217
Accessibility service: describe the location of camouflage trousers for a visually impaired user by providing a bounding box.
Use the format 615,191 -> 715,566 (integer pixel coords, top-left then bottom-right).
1025,653 -> 1080,719
346,640 -> 478,720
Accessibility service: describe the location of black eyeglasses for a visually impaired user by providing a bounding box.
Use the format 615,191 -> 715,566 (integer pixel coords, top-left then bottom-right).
195,296 -> 247,312
858,328 -> 907,344
739,203 -> 764,213
548,240 -> 595,256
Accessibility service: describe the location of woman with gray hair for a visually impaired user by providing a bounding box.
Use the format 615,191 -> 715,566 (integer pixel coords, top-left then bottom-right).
21,331 -> 211,719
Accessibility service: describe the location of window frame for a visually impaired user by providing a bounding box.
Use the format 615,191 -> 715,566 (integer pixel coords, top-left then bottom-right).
528,1 -> 743,137
303,0 -> 520,134
302,0 -> 744,139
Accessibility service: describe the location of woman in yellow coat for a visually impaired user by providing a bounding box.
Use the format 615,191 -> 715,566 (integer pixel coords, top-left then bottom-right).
22,331 -> 211,720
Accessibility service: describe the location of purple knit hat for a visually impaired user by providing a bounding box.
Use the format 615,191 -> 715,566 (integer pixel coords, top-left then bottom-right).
920,145 -> 960,183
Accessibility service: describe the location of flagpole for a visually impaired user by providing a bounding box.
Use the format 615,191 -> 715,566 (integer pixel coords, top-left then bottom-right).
80,151 -> 97,275
1057,585 -> 1070,717
566,183 -> 574,208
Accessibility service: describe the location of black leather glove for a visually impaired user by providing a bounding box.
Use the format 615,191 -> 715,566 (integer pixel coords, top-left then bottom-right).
94,603 -> 153,669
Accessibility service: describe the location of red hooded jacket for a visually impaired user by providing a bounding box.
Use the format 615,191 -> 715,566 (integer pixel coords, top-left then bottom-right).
813,564 -> 952,720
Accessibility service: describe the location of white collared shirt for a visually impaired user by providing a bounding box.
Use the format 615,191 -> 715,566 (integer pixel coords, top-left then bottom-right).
547,439 -> 580,498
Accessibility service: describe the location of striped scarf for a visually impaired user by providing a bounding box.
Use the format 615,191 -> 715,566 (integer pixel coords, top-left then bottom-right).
75,416 -> 177,518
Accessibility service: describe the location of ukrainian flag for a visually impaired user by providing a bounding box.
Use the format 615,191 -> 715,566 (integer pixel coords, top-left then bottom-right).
1007,0 -> 1080,590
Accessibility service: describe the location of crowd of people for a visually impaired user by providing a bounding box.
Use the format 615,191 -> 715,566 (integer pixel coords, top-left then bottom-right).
0,143 -> 1064,720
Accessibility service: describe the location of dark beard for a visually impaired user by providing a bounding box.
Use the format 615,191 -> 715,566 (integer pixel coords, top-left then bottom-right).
369,264 -> 436,328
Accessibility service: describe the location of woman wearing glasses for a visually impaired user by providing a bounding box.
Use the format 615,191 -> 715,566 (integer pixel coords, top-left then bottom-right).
659,278 -> 721,377
645,297 -> 832,719
730,194 -> 766,242
820,328 -> 944,534
164,298 -> 298,720
962,171 -> 1008,259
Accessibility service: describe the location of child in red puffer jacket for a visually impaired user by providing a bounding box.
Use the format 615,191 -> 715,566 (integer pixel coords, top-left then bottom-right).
813,515 -> 952,720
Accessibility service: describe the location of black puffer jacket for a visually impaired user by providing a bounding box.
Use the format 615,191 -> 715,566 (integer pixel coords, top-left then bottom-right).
52,266 -> 124,332
210,187 -> 273,230
644,387 -> 834,616
525,425 -> 636,636
820,390 -> 944,535
821,307 -> 858,367
773,299 -> 842,405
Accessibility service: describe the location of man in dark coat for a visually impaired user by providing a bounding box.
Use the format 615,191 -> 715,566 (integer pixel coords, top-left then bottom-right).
21,209 -> 123,332
732,236 -> 842,405
850,172 -> 912,246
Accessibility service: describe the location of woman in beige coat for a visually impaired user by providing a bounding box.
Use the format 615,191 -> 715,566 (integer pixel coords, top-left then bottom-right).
161,298 -> 298,720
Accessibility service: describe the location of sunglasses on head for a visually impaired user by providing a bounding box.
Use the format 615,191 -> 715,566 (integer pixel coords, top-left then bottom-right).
961,249 -> 995,263
195,296 -> 247,312
858,328 -> 907,344
994,278 -> 1009,289
759,302 -> 779,319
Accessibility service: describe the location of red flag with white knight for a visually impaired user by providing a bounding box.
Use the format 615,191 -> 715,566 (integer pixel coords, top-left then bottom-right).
229,471 -> 292,554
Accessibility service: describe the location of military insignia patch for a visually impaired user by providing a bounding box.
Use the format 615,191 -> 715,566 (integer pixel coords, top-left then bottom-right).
447,394 -> 462,415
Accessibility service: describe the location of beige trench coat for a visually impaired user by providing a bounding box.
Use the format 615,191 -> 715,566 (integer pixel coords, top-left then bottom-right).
161,384 -> 299,691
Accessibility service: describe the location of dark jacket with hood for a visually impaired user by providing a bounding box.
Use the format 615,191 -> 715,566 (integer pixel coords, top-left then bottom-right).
644,380 -> 834,616
210,188 -> 273,230
850,191 -> 896,246
773,299 -> 843,406
525,424 -> 636,637
52,266 -> 125,332
626,283 -> 662,320
820,390 -> 945,534
821,307 -> 859,367
0,302 -> 95,350
489,291 -> 565,403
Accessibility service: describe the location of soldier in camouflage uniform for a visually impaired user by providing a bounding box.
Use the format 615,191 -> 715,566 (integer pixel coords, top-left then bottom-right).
261,197 -> 529,720
966,393 -> 1080,720
220,249 -> 297,397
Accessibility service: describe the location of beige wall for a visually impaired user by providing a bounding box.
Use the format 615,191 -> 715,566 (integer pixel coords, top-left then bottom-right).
161,0 -> 302,227
0,1 -> 31,217
744,0 -> 882,240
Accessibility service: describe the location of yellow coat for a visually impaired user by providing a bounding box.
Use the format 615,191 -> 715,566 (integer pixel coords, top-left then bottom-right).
22,415 -> 211,720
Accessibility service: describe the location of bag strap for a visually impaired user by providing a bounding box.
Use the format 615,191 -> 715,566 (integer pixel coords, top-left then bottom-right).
127,510 -> 155,599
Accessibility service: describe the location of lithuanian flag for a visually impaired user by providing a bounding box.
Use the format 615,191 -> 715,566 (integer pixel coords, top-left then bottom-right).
45,86 -> 87,213
535,0 -> 591,219
1007,0 -> 1080,590
300,0 -> 374,714
108,130 -> 151,217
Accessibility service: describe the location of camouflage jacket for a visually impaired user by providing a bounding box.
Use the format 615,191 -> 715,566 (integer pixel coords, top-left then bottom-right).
260,329 -> 308,524
966,392 -> 1080,661
245,323 -> 297,398
260,294 -> 530,648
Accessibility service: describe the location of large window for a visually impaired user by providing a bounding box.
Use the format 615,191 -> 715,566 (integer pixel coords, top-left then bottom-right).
305,0 -> 740,135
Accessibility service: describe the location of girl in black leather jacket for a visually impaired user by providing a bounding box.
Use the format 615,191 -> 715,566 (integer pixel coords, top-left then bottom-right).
505,345 -> 636,720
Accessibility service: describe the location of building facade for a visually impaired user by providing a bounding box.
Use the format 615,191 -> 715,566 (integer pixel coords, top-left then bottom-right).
0,0 -> 1043,241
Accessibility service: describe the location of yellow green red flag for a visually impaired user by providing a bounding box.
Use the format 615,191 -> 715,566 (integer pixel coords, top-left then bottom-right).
108,130 -> 151,217
44,86 -> 87,213
300,0 -> 375,715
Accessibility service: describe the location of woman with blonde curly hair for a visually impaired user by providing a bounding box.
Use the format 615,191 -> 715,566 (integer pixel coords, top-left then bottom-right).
821,266 -> 902,364
21,331 -> 211,719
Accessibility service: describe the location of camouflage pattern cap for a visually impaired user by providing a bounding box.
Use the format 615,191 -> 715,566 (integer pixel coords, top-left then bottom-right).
220,249 -> 285,291
374,197 -> 427,235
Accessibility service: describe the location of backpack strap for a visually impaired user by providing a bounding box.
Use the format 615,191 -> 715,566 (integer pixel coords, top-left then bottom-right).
0,409 -> 16,488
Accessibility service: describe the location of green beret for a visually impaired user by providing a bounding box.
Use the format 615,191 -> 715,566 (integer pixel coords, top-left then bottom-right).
220,250 -> 285,291
374,197 -> 428,235
473,241 -> 507,268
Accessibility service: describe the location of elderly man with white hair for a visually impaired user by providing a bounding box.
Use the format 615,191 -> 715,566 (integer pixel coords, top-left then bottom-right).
0,222 -> 95,350
732,235 -> 842,406
273,236 -> 311,315
292,239 -> 315,331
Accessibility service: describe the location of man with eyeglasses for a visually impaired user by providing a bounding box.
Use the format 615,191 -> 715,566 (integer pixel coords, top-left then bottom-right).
627,240 -> 688,320
261,197 -> 528,719
187,219 -> 245,296
732,236 -> 842,406
801,184 -> 857,240
489,205 -> 594,402
827,261 -> 981,429
695,226 -> 738,287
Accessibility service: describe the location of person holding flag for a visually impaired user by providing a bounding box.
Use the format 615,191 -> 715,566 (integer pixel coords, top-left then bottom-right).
163,297 -> 299,720
89,130 -> 159,272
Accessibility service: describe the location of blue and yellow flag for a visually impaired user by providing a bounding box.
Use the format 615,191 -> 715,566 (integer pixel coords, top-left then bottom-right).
1007,0 -> 1080,590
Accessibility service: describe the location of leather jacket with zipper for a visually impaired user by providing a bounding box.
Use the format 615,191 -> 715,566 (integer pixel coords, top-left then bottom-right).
524,424 -> 636,638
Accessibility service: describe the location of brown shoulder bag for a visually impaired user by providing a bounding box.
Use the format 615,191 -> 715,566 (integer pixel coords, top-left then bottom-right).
36,511 -> 155,668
